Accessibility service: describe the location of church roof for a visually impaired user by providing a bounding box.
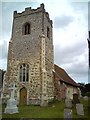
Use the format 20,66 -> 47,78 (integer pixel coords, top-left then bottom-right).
54,64 -> 79,87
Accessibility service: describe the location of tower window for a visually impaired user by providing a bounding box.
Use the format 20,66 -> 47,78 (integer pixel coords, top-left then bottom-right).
26,65 -> 29,82
23,22 -> 30,35
19,64 -> 29,82
19,65 -> 22,82
47,27 -> 50,39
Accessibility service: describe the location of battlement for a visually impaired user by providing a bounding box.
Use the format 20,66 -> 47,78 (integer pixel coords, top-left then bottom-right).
14,4 -> 44,16
14,3 -> 52,25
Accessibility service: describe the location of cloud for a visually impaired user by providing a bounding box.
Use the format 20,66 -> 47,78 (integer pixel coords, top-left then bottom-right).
0,2 -> 2,40
68,60 -> 88,76
0,39 -> 8,70
67,59 -> 88,83
0,59 -> 7,70
88,1 -> 90,31
1,0 -> 38,2
70,2 -> 88,12
2,2 -> 37,39
70,2 -> 88,23
55,42 -> 88,66
54,41 -> 88,83
0,40 -> 8,59
55,41 -> 87,64
54,15 -> 74,29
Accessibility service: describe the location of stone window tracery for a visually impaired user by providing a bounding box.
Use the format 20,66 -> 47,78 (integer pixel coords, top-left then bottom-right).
19,64 -> 29,82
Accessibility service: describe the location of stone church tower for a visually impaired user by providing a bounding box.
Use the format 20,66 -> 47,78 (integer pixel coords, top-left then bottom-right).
3,4 -> 54,106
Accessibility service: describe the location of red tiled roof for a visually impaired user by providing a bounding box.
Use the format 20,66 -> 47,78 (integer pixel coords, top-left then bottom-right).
54,64 -> 79,87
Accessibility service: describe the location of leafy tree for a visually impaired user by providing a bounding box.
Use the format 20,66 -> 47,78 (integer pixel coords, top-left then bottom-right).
78,83 -> 90,96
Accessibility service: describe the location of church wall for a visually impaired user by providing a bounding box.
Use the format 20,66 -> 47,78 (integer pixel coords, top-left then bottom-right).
53,73 -> 79,100
54,79 -> 66,100
65,84 -> 78,99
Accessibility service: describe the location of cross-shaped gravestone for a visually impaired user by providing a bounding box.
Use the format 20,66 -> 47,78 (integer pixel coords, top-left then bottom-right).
9,82 -> 16,99
4,81 -> 18,114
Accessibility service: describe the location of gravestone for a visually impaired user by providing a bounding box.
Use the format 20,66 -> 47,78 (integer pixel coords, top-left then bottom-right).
65,99 -> 72,108
64,108 -> 72,119
40,99 -> 48,107
83,96 -> 88,101
4,82 -> 18,114
76,103 -> 84,116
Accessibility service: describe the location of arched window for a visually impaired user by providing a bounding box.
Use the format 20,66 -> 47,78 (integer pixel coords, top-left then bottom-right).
47,27 -> 50,39
19,64 -> 29,82
26,65 -> 29,82
22,23 -> 30,35
19,65 -> 22,82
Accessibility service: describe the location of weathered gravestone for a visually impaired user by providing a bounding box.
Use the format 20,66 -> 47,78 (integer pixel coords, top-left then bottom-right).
65,99 -> 72,108
4,82 -> 18,114
64,99 -> 72,119
76,103 -> 84,116
83,96 -> 88,101
64,108 -> 72,119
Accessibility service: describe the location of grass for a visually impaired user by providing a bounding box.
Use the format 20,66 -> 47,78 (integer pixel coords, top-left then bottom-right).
2,99 -> 90,119
0,100 -> 2,119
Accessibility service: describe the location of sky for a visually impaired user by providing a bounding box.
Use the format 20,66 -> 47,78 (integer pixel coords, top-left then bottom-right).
0,0 -> 90,84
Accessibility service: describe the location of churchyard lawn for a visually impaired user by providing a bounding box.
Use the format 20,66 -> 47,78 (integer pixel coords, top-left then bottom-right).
0,98 -> 2,119
2,99 -> 90,119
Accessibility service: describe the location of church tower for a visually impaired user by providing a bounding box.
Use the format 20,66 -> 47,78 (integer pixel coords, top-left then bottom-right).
3,4 -> 54,106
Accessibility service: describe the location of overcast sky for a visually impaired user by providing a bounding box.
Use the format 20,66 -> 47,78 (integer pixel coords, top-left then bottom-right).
0,0 -> 90,84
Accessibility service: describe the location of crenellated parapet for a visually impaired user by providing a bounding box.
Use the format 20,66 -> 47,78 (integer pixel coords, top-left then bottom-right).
14,4 -> 44,17
14,3 -> 52,26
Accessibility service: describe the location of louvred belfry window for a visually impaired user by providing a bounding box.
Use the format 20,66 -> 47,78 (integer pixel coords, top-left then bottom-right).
22,22 -> 30,35
47,27 -> 50,39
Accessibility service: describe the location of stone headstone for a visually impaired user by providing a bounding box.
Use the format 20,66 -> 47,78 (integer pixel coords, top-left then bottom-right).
65,99 -> 72,108
4,82 -> 18,114
64,108 -> 72,119
40,99 -> 48,107
83,96 -> 88,101
76,103 -> 84,116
